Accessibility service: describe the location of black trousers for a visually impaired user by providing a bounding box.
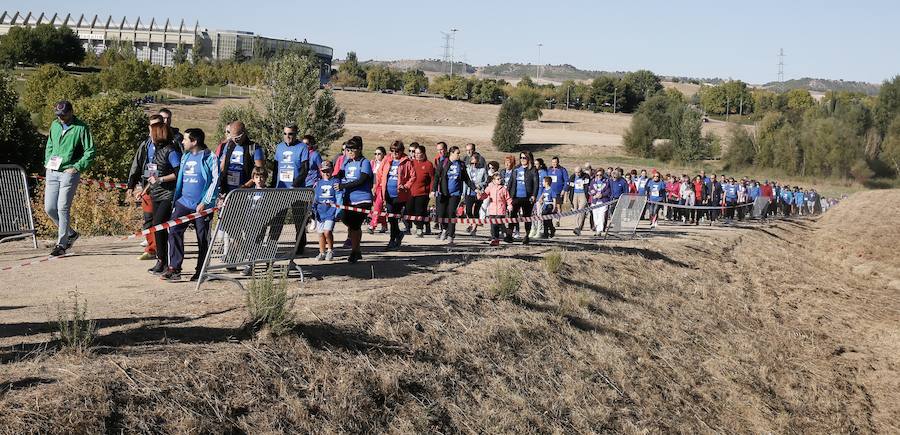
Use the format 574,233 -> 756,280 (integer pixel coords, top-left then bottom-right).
408,195 -> 430,230
464,195 -> 482,221
385,194 -> 406,240
508,197 -> 533,234
151,198 -> 173,265
435,194 -> 461,237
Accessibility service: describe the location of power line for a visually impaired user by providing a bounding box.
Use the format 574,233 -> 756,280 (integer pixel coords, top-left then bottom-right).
777,48 -> 786,93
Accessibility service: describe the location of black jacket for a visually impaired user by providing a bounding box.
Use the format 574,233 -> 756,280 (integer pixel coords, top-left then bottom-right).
147,141 -> 180,201
432,159 -> 476,196
126,137 -> 152,191
505,165 -> 540,199
705,181 -> 722,203
219,139 -> 263,193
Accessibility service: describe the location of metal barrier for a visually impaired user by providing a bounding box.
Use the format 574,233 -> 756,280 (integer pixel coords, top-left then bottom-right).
197,188 -> 314,290
751,196 -> 773,219
0,165 -> 37,248
607,194 -> 647,237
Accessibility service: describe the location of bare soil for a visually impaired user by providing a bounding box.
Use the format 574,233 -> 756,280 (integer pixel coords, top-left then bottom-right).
0,191 -> 897,433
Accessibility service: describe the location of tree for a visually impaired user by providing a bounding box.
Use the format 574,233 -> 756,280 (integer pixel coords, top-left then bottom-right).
672,107 -> 706,162
217,103 -> 267,144
875,75 -> 900,136
99,59 -> 164,92
881,115 -> 900,175
589,76 -> 626,112
511,87 -> 544,121
700,80 -> 753,115
333,51 -> 366,87
166,63 -> 200,88
623,69 -> 662,105
492,98 -> 525,152
517,75 -> 535,88
0,24 -> 84,66
75,92 -> 148,179
622,113 -> 655,158
402,69 -> 428,95
470,78 -> 505,104
173,42 -> 189,65
0,72 -> 43,173
304,89 -> 346,156
366,65 -> 401,91
723,125 -> 756,169
98,39 -> 137,67
431,74 -> 470,100
191,40 -> 204,65
22,64 -> 69,114
785,88 -> 815,113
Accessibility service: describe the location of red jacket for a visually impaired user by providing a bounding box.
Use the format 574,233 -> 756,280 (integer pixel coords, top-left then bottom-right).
760,184 -> 774,198
374,153 -> 417,202
410,159 -> 435,197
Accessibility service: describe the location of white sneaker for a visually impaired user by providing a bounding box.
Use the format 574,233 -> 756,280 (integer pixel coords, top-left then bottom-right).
439,230 -> 448,241
315,252 -> 326,261
140,239 -> 148,247
325,250 -> 333,261
447,237 -> 455,246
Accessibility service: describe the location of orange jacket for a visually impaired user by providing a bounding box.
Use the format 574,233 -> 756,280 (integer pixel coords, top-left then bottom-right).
374,153 -> 417,202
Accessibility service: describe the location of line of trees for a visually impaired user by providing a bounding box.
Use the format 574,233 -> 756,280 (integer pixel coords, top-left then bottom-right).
723,76 -> 900,181
0,24 -> 85,67
622,92 -> 717,163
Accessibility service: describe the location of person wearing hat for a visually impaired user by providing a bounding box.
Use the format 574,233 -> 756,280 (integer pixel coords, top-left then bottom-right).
335,136 -> 373,263
43,100 -> 95,257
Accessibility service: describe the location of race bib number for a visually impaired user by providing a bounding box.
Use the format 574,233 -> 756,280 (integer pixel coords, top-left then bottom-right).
279,169 -> 293,183
575,179 -> 586,189
550,175 -> 558,183
650,187 -> 660,197
46,156 -> 63,171
145,163 -> 158,178
227,170 -> 241,186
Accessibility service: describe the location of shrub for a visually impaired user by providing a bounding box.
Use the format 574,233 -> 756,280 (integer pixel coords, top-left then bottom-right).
31,180 -> 143,238
75,92 -> 148,179
246,267 -> 295,336
543,250 -> 564,275
0,71 -> 44,173
653,140 -> 675,162
849,159 -> 875,184
54,290 -> 97,352
490,269 -> 522,300
492,98 -> 525,152
622,113 -> 655,158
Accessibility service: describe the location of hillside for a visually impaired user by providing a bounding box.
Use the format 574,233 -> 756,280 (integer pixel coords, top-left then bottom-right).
763,77 -> 881,95
0,190 -> 897,432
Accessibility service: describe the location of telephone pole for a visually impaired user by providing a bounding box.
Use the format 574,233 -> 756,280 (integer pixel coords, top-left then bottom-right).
449,28 -> 458,76
536,43 -> 543,82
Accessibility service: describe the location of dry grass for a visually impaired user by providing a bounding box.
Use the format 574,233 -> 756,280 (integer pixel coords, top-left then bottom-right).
1,192 -> 898,432
31,179 -> 143,238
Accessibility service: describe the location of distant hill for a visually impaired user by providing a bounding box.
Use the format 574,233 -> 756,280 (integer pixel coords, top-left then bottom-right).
478,63 -> 624,81
353,59 -> 476,74
763,78 -> 880,96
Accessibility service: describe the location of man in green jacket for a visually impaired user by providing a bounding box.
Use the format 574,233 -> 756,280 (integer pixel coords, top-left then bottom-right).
44,100 -> 95,257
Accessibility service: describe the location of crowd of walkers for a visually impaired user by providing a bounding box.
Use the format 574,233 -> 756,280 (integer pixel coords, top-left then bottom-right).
39,101 -> 834,280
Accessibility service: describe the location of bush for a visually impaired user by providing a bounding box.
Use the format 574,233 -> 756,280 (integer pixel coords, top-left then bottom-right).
246,267 -> 295,336
653,140 -> 675,162
543,250 -> 564,275
849,159 -> 875,184
623,113 -> 655,158
31,180 -> 143,238
54,290 -> 97,353
75,92 -> 148,179
492,98 -> 525,152
216,103 -> 268,146
723,125 -> 756,169
511,87 -> 545,121
100,59 -> 164,93
491,269 -> 522,300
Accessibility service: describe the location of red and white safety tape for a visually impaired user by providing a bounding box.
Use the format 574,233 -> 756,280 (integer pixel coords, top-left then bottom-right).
328,199 -> 619,225
122,207 -> 219,240
31,174 -> 128,190
1,253 -> 75,271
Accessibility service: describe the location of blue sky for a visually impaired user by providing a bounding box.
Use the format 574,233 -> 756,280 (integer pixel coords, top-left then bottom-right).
14,0 -> 900,84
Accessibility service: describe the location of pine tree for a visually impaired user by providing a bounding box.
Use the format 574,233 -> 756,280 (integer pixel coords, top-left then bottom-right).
304,89 -> 346,156
492,98 -> 525,152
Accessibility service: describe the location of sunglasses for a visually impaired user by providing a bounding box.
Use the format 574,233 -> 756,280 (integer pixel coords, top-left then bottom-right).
519,156 -> 528,159
374,152 -> 384,155
284,132 -> 297,136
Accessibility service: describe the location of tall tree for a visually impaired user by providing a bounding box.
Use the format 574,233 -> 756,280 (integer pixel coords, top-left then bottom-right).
492,98 -> 525,152
0,72 -> 43,173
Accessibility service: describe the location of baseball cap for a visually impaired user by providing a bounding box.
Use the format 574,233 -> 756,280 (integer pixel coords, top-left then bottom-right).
54,100 -> 73,116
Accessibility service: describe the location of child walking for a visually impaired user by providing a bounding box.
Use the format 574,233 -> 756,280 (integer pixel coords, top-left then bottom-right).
480,172 -> 512,246
314,160 -> 341,261
537,176 -> 556,238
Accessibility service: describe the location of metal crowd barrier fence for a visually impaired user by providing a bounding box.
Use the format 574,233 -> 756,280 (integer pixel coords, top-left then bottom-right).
606,194 -> 647,237
0,165 -> 38,248
197,188 -> 314,290
750,196 -> 773,219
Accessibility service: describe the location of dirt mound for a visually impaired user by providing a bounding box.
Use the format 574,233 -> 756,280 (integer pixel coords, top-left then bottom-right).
1,201 -> 898,432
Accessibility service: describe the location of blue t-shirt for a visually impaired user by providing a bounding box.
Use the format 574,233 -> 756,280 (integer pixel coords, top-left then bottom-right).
386,160 -> 400,198
177,151 -> 208,209
794,191 -> 805,205
646,180 -> 666,202
609,178 -> 628,199
573,175 -> 588,194
781,190 -> 793,202
305,150 -> 323,187
514,167 -> 527,198
723,183 -> 738,201
635,176 -> 649,195
749,185 -> 760,200
274,142 -> 308,189
447,161 -> 463,196
226,144 -> 265,189
146,140 -> 155,170
315,178 -> 341,222
547,167 -> 568,197
341,158 -> 373,205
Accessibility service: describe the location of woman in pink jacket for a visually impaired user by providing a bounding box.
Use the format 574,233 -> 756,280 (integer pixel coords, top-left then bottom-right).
480,172 -> 513,246
373,140 -> 417,250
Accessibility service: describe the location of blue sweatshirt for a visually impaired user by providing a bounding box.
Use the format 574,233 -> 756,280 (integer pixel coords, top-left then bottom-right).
274,141 -> 309,189
314,178 -> 342,222
173,148 -> 220,210
547,166 -> 569,197
609,177 -> 628,199
646,180 -> 666,202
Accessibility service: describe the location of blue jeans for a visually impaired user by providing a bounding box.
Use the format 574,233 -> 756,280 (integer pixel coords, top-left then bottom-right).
44,170 -> 80,247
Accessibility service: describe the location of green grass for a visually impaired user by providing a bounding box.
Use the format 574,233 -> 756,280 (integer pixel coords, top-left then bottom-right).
54,290 -> 97,353
162,84 -> 258,99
